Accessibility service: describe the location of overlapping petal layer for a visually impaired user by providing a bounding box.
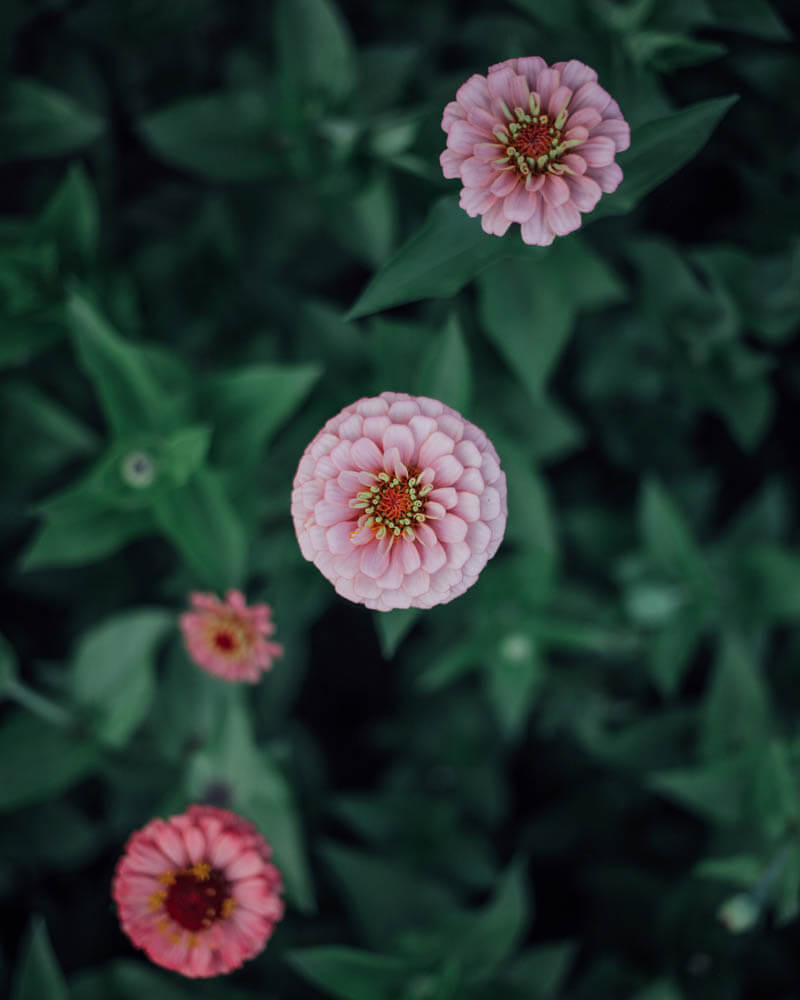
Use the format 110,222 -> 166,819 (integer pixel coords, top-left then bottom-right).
291,393 -> 507,611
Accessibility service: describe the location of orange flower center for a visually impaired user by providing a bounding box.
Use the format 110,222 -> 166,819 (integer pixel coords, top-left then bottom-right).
494,99 -> 580,179
349,471 -> 433,543
512,120 -> 552,160
150,862 -> 236,932
206,615 -> 250,658
213,630 -> 237,652
375,485 -> 413,522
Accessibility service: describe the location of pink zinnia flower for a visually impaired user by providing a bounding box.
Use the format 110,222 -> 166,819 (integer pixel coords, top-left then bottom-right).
180,590 -> 282,683
291,392 -> 507,611
440,57 -> 630,245
112,804 -> 284,978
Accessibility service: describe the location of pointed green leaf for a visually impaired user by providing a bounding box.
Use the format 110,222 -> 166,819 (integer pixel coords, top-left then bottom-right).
288,947 -> 409,1000
415,313 -> 473,413
702,636 -> 770,760
0,79 -> 104,164
639,479 -> 703,580
11,918 -> 68,1000
274,0 -> 356,109
36,164 -> 99,266
373,608 -> 421,659
593,95 -> 738,218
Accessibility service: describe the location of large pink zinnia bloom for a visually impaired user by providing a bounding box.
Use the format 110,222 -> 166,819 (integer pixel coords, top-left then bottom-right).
113,805 -> 284,978
291,392 -> 507,611
440,57 -> 630,245
180,590 -> 283,683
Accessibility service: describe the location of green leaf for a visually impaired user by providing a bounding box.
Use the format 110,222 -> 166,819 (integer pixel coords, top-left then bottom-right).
36,164 -> 99,267
11,918 -> 68,1000
0,630 -> 18,694
70,960 -> 208,1000
0,711 -> 98,812
702,636 -> 770,760
346,198 -> 506,320
0,79 -> 104,164
288,947 -> 409,1000
321,843 -> 457,950
485,634 -> 545,741
415,313 -> 473,414
152,468 -> 247,589
627,31 -> 726,72
639,479 -> 703,580
373,608 -> 421,659
648,755 -> 750,825
593,95 -> 739,218
502,942 -> 577,999
138,91 -> 279,181
478,239 -> 624,400
69,609 -> 172,747
274,0 -> 356,109
753,740 -> 800,842
20,507 -> 153,571
451,863 -> 529,984
708,0 -> 789,39
630,981 -> 685,1000
66,292 -> 168,436
202,363 -> 321,472
695,854 -> 763,886
740,545 -> 800,621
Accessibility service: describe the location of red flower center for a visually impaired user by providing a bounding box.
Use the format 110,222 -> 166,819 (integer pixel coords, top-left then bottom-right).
164,865 -> 233,932
375,485 -> 412,522
512,120 -> 552,160
213,630 -> 237,652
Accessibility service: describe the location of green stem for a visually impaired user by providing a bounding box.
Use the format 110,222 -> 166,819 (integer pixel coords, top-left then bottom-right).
5,679 -> 74,727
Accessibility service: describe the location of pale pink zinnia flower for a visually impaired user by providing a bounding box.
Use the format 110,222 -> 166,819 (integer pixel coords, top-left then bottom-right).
291,392 -> 507,611
112,804 -> 284,978
180,590 -> 282,683
440,57 -> 630,245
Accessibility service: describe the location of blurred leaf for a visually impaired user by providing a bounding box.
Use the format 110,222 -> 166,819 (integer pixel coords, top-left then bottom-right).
0,79 -> 104,164
67,292 -> 168,435
594,95 -> 739,218
274,0 -> 356,110
478,238 -> 624,400
648,755 -> 749,825
70,959 -> 226,1000
639,479 -> 703,580
695,855 -> 763,886
0,631 -> 17,694
0,312 -> 64,368
0,711 -> 98,812
11,917 -> 68,1000
36,164 -> 99,267
485,634 -> 544,741
707,0 -> 789,39
753,740 -> 800,843
69,609 -> 172,747
631,982 -> 685,1000
20,507 -> 153,571
329,173 -> 397,267
647,608 -> 704,697
322,843 -> 458,950
373,608 -> 421,658
702,636 -> 770,759
740,545 -> 800,621
415,313 -> 473,413
202,363 -> 322,473
501,942 -> 577,999
138,91 -> 279,181
507,0 -> 581,30
288,948 -> 409,1000
628,31 -> 726,72
774,844 -> 800,925
346,198 -> 506,320
498,438 -> 557,565
152,468 -> 247,589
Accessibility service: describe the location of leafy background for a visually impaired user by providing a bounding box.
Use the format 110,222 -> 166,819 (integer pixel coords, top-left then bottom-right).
1,0 -> 799,997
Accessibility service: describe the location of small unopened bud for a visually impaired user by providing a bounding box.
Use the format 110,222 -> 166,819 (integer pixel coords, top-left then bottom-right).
718,893 -> 759,934
121,451 -> 156,488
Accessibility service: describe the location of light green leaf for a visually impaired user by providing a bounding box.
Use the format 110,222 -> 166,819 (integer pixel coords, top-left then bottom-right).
485,634 -> 544,741
288,947 -> 409,1000
415,313 -> 472,413
373,608 -> 421,659
502,941 -> 577,999
478,239 -> 624,399
11,918 -> 68,1000
346,198 -> 507,320
36,164 -> 99,266
639,479 -> 703,580
593,95 -> 739,218
138,91 -> 279,181
628,31 -> 726,72
70,609 -> 172,747
152,468 -> 247,589
202,363 -> 321,472
708,0 -> 789,39
695,855 -> 763,886
702,636 -> 770,760
0,79 -> 104,164
0,711 -> 98,812
753,740 -> 800,843
740,545 -> 800,621
274,0 -> 356,109
66,292 -> 168,436
20,507 -> 153,571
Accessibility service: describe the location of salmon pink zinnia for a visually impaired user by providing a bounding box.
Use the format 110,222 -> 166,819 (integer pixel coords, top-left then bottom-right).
112,805 -> 284,978
291,392 -> 507,611
440,57 -> 630,245
180,590 -> 282,683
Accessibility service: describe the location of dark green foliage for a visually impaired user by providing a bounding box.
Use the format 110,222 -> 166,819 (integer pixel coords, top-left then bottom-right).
1,0 -> 798,998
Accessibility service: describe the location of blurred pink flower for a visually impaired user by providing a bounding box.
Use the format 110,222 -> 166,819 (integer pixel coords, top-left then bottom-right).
180,590 -> 282,683
112,804 -> 284,978
440,57 -> 630,245
291,392 -> 507,611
